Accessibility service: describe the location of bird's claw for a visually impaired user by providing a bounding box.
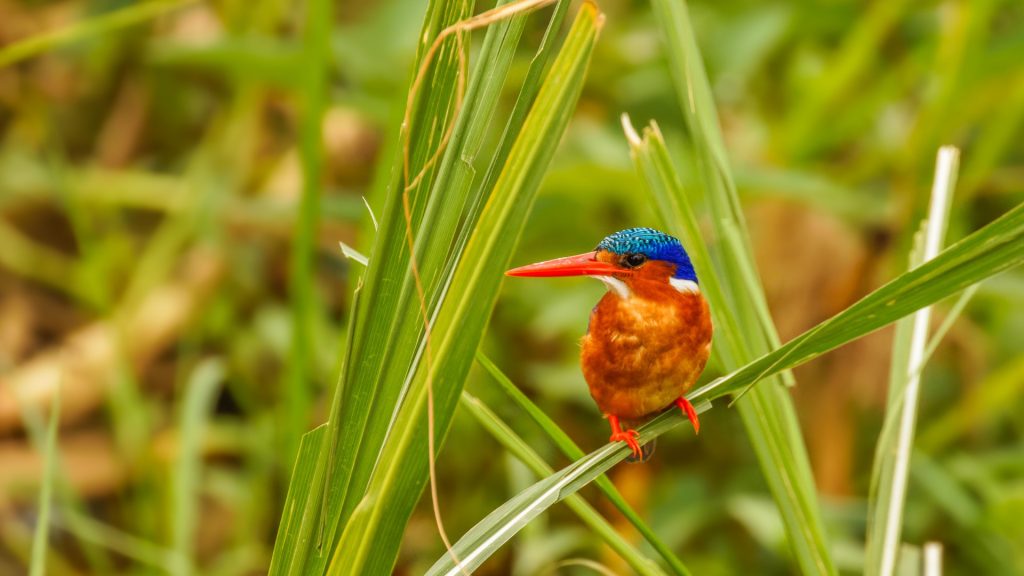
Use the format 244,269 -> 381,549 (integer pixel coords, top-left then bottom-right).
609,429 -> 642,459
675,397 -> 700,434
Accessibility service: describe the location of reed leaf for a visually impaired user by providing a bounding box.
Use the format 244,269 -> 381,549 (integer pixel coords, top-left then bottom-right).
269,2 -> 602,574
476,351 -> 692,576
458,391 -> 666,576
865,148 -> 959,576
268,1 -> 499,572
625,114 -> 833,574
170,360 -> 225,576
646,0 -> 834,571
329,6 -> 602,573
29,391 -> 60,576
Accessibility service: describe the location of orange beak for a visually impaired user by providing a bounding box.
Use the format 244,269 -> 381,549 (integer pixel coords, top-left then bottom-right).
505,251 -> 626,277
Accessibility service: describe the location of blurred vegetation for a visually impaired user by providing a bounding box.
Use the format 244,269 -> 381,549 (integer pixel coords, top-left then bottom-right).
1,0 -> 1023,575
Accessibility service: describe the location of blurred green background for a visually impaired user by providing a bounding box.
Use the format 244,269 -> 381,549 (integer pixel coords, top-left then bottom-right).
1,0 -> 1023,574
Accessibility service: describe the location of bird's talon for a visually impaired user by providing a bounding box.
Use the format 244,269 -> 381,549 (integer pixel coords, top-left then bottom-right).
609,430 -> 642,459
675,397 -> 700,434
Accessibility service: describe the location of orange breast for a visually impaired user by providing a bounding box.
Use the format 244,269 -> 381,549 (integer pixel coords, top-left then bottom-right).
581,280 -> 712,420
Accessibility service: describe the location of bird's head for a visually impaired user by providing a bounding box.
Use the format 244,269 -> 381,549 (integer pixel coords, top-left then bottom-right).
506,227 -> 698,297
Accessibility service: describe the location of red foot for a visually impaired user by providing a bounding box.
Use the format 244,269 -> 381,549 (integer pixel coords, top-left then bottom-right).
607,414 -> 642,459
675,397 -> 700,435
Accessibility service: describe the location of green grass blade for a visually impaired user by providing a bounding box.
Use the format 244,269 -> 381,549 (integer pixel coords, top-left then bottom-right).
170,359 -> 225,576
698,199 -> 1024,400
474,0 -> 572,207
328,6 -> 602,573
0,0 -> 200,68
476,351 -> 692,576
269,284 -> 364,576
51,511 -> 175,570
455,391 -> 666,576
865,148 -> 959,576
625,116 -> 830,573
267,424 -> 326,574
428,400 -> 712,576
438,196 -> 1024,571
29,390 -> 60,576
336,7 -> 538,531
644,0 -> 834,569
920,284 -> 978,368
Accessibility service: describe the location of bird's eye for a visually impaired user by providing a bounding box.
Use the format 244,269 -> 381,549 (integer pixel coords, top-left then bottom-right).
623,253 -> 647,268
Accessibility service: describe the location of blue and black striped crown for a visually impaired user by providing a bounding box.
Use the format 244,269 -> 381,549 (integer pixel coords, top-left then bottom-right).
596,227 -> 697,282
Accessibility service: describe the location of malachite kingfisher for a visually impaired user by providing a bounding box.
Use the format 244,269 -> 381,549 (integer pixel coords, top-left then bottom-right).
507,227 -> 712,460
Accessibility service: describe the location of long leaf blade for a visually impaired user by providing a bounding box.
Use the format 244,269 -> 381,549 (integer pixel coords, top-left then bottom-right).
456,391 -> 666,576
865,148 -> 959,576
476,351 -> 693,576
428,400 -> 712,575
625,117 -> 833,574
328,5 -> 604,574
645,0 -> 835,570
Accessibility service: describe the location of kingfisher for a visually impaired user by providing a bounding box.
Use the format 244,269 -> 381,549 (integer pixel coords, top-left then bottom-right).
506,227 -> 712,460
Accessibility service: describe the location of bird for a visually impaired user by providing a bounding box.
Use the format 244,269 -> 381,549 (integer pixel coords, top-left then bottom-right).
506,227 -> 712,460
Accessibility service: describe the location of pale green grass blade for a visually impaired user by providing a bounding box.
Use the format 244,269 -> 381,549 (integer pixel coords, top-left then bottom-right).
698,200 -> 1024,400
643,0 -> 833,568
269,285 -> 364,576
428,400 -> 712,576
866,148 -> 959,576
436,198 -> 1024,572
29,390 -> 60,576
170,359 -> 225,576
329,7 -> 603,573
50,511 -> 176,569
0,0 -> 200,68
719,220 -> 795,388
625,117 -> 830,573
267,424 -> 326,574
456,391 -> 666,576
17,380 -> 113,573
337,241 -> 368,266
476,351 -> 692,576
920,284 -> 978,367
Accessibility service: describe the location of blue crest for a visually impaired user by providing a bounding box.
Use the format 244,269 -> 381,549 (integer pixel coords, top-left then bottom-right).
596,227 -> 697,282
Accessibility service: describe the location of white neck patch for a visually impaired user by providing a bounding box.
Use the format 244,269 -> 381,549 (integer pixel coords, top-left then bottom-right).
595,276 -> 630,299
669,277 -> 700,294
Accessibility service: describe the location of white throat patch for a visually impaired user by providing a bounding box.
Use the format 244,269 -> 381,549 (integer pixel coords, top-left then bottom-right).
595,276 -> 631,299
669,277 -> 700,294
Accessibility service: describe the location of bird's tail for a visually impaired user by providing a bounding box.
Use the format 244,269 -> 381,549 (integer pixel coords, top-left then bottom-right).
626,438 -> 656,463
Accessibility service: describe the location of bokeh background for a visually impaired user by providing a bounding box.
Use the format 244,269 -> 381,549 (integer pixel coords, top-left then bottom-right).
1,0 -> 1023,574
